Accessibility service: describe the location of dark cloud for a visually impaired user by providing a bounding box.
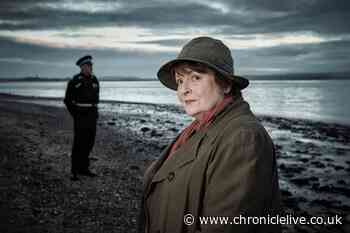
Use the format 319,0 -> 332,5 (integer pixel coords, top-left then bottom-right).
0,1 -> 217,30
1,0 -> 349,35
246,39 -> 350,61
222,0 -> 350,35
0,36 -> 173,78
0,0 -> 349,77
232,38 -> 350,74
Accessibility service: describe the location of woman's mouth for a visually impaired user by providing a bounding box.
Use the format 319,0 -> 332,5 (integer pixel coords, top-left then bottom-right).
184,99 -> 196,105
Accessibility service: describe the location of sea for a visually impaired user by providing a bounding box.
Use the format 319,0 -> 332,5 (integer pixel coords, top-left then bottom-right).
1,79 -> 349,125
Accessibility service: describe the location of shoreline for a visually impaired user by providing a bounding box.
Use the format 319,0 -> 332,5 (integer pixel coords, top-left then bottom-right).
1,94 -> 350,232
1,93 -> 349,128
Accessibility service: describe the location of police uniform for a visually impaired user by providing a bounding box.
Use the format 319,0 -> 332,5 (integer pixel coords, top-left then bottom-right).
64,55 -> 99,179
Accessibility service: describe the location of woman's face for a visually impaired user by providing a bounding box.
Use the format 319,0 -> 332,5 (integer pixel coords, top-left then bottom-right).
174,64 -> 225,120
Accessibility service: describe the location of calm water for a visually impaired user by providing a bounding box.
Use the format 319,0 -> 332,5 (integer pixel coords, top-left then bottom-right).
1,80 -> 349,125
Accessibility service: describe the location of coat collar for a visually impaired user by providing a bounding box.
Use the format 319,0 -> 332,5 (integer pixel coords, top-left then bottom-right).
144,96 -> 252,197
152,130 -> 207,182
144,130 -> 207,198
212,95 -> 251,125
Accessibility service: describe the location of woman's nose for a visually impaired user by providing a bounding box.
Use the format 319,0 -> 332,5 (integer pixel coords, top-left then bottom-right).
179,79 -> 191,96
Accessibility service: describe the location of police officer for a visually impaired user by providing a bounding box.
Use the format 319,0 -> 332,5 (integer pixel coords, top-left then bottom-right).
64,55 -> 99,181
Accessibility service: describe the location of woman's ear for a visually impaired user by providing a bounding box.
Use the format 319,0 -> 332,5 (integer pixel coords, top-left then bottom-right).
214,74 -> 231,94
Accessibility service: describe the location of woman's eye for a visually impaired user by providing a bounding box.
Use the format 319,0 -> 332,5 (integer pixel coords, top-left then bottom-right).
193,75 -> 201,81
176,79 -> 183,85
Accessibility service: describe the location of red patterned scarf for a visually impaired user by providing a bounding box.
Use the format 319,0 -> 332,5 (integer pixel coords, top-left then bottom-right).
167,95 -> 233,158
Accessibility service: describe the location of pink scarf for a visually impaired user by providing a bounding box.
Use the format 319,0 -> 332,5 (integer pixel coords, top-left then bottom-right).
167,95 -> 233,158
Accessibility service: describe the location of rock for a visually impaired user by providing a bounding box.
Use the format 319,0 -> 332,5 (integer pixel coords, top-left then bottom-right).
278,163 -> 286,170
337,180 -> 346,185
324,128 -> 339,138
283,197 -> 298,208
334,165 -> 344,170
151,130 -> 163,137
137,148 -> 144,153
281,189 -> 292,197
129,165 -> 140,170
280,165 -> 305,174
309,151 -> 322,156
311,161 -> 326,168
297,197 -> 307,202
336,148 -> 347,155
332,187 -> 350,195
311,199 -> 334,208
275,144 -> 282,150
139,119 -> 146,123
311,183 -> 319,190
284,173 -> 295,178
168,127 -> 178,133
318,185 -> 333,193
107,121 -> 115,126
141,127 -> 150,133
291,177 -> 310,186
278,122 -> 292,130
298,158 -> 309,163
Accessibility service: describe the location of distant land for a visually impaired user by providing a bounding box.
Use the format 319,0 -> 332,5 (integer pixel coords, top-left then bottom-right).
0,72 -> 349,82
0,76 -> 154,82
246,72 -> 350,80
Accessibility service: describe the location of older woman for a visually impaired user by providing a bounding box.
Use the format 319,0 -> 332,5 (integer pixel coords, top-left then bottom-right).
139,37 -> 281,233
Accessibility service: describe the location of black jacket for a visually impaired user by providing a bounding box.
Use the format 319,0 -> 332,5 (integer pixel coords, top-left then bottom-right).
64,73 -> 99,118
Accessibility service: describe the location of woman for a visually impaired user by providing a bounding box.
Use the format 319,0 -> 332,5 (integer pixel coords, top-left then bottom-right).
139,37 -> 281,233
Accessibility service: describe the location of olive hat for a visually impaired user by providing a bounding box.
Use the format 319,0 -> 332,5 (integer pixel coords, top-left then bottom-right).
157,36 -> 249,90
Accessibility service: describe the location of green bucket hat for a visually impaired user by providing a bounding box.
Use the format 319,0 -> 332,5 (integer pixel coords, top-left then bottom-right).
157,36 -> 249,90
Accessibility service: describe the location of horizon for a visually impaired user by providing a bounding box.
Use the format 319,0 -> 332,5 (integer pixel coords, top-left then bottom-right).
1,71 -> 350,81
1,1 -> 350,79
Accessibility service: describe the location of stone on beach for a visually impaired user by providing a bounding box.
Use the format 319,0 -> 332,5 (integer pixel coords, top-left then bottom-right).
1,93 -> 350,233
291,177 -> 311,186
140,126 -> 150,132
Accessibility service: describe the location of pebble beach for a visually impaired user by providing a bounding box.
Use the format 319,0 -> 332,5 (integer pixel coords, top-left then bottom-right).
0,93 -> 349,233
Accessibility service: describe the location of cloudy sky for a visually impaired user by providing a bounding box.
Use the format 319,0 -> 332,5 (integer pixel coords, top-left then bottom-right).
0,0 -> 349,79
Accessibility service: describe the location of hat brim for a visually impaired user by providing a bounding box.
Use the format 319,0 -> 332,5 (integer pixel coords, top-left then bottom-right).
79,61 -> 93,67
157,58 -> 249,91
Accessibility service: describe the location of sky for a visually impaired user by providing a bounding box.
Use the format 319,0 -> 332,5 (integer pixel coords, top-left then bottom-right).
0,0 -> 349,79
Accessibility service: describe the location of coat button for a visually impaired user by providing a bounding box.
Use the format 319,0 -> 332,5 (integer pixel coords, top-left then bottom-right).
167,172 -> 175,182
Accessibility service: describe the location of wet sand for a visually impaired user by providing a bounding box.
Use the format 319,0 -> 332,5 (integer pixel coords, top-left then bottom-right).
0,93 -> 349,233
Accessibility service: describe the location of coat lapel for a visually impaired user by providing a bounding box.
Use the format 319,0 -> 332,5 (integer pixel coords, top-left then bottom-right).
143,141 -> 174,198
153,130 -> 206,181
144,97 -> 252,197
144,130 -> 207,197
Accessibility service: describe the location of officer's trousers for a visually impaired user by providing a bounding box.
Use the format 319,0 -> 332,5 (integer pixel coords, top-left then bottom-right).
71,117 -> 97,174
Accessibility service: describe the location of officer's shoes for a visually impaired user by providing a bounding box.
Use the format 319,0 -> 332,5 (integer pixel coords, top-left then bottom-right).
79,170 -> 97,177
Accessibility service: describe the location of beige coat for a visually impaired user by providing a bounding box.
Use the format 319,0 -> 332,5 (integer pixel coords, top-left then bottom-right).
140,97 -> 281,233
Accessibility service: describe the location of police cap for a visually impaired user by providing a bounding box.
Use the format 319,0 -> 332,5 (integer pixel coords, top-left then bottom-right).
76,55 -> 93,67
